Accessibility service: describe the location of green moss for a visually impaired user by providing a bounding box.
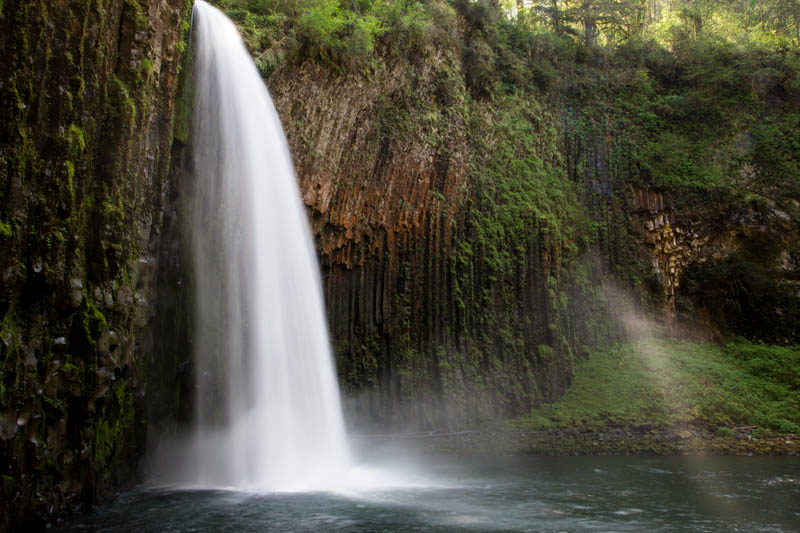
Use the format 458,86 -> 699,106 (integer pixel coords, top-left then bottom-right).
0,220 -> 12,239
139,57 -> 154,81
124,0 -> 148,29
537,344 -> 555,362
513,338 -> 800,433
65,160 -> 75,191
778,420 -> 800,433
106,76 -> 136,125
66,123 -> 86,155
92,381 -> 136,465
71,295 -> 108,351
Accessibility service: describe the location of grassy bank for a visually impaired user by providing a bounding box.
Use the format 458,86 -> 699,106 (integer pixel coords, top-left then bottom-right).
501,338 -> 800,455
515,338 -> 800,435
420,338 -> 800,456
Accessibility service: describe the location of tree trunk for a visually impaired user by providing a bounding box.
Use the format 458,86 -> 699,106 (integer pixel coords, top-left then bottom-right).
551,0 -> 561,33
648,0 -> 660,25
692,0 -> 703,36
584,1 -> 596,48
794,1 -> 800,48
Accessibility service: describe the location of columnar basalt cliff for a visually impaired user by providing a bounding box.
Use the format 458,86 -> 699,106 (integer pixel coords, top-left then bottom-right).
0,0 -> 189,529
630,188 -> 800,341
562,112 -> 800,342
256,0 -> 800,431
268,56 -> 611,432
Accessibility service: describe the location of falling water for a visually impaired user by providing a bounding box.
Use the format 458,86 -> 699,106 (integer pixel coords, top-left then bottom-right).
187,0 -> 350,490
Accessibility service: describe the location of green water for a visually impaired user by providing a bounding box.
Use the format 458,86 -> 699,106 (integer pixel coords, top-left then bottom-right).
57,454 -> 799,532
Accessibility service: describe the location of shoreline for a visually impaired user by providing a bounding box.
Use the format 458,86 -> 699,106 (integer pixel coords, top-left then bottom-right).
365,423 -> 800,457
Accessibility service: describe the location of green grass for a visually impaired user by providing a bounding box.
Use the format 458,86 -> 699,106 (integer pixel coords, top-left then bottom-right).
513,338 -> 800,433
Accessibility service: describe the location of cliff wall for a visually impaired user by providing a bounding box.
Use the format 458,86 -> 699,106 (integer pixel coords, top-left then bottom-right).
0,0 -> 190,529
268,53 -> 611,432
254,0 -> 800,430
559,87 -> 800,341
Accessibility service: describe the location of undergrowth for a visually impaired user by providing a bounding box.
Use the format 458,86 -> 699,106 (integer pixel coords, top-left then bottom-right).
513,338 -> 800,434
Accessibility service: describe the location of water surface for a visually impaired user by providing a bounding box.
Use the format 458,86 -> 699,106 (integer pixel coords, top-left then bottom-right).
58,454 -> 800,532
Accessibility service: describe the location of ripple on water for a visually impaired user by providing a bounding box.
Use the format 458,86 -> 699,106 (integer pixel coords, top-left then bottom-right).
646,468 -> 674,475
53,456 -> 800,533
764,475 -> 798,486
613,508 -> 645,516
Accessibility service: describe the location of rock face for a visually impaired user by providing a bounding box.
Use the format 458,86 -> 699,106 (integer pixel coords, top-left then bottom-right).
268,58 -> 611,432
0,0 -> 189,529
631,188 -> 800,341
265,47 -> 800,431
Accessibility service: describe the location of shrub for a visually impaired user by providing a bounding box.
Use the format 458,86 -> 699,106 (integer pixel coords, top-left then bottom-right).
715,426 -> 735,438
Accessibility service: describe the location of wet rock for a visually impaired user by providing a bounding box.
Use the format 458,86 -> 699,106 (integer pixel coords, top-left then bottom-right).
1,411 -> 18,440
95,367 -> 114,400
69,278 -> 84,307
0,0 -> 189,526
134,294 -> 151,327
116,285 -> 134,310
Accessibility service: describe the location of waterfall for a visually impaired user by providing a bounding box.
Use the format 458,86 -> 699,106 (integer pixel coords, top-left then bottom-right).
187,0 -> 350,490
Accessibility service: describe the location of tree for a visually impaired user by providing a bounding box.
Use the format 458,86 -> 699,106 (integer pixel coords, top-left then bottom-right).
524,0 -> 800,48
767,0 -> 800,48
554,0 -> 647,47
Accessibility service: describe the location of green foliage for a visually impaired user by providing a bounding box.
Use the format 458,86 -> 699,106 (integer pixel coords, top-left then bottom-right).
465,93 -> 584,277
217,0 -> 440,73
522,0 -> 800,51
217,0 -> 800,197
294,0 -> 391,66
715,426 -> 735,438
724,341 -> 800,391
432,89 -> 602,411
514,338 -> 800,432
297,0 -> 349,52
372,0 -> 433,55
752,113 -> 800,197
